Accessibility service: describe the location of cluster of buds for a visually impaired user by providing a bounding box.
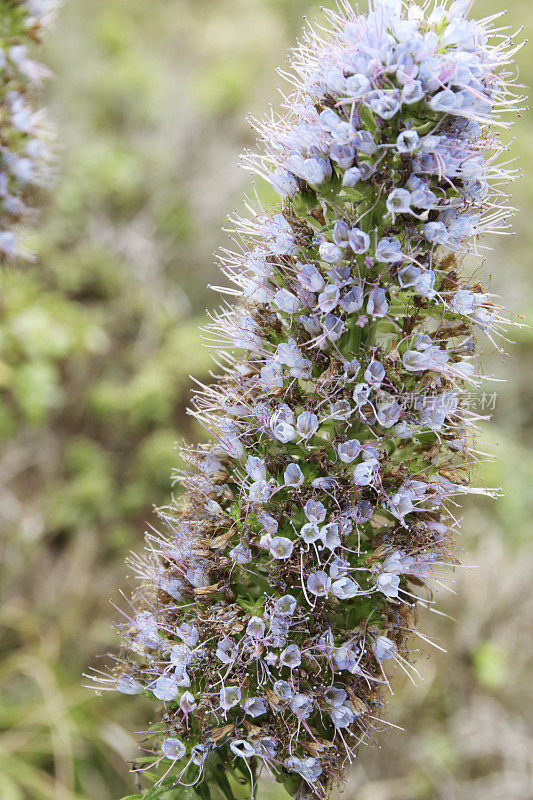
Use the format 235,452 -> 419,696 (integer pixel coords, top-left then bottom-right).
0,0 -> 59,261
102,2 -> 524,798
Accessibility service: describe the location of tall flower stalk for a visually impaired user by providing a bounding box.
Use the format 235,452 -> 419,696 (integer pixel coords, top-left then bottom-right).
102,2 -> 524,799
0,0 -> 58,261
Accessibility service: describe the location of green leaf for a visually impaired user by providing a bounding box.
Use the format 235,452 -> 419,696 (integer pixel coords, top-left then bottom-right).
143,788 -> 165,800
307,216 -> 323,231
278,773 -> 301,796
209,766 -> 237,800
291,194 -> 311,218
358,104 -> 378,132
143,781 -> 181,800
193,781 -> 212,800
343,187 -> 364,201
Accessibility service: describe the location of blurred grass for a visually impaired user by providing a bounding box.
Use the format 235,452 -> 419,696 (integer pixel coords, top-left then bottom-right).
0,1 -> 532,799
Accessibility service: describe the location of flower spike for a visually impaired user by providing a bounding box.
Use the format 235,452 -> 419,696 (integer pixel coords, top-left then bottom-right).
104,2 -> 524,799
0,1 -> 59,261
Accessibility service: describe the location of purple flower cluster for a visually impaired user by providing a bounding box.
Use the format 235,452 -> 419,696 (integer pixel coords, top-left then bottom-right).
0,1 -> 58,261
102,2 -> 523,798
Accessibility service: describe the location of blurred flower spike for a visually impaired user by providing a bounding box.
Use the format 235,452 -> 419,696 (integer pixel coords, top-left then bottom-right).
94,2 -> 525,799
0,0 -> 59,261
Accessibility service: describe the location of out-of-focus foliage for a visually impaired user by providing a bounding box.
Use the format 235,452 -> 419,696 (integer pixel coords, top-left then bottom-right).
0,1 -> 531,800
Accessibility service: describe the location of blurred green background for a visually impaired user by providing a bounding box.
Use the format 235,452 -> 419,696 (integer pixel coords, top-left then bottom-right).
0,1 -> 531,799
